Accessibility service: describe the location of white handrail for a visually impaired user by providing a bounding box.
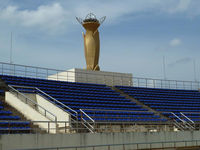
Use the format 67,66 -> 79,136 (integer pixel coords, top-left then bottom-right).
8,85 -> 57,122
80,109 -> 94,122
36,87 -> 78,117
180,112 -> 195,124
171,112 -> 185,124
80,109 -> 95,132
11,85 -> 78,120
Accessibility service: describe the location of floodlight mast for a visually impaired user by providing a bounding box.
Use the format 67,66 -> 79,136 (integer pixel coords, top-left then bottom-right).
76,13 -> 106,71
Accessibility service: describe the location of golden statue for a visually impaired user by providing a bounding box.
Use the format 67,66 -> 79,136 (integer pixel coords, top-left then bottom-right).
76,13 -> 106,71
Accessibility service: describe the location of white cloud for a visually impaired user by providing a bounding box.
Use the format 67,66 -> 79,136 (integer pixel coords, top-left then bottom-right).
0,0 -> 199,34
0,3 -> 70,33
169,38 -> 182,47
167,0 -> 191,13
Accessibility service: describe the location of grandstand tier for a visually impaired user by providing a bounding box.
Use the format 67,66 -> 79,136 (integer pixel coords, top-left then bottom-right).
116,86 -> 200,122
0,75 -> 167,123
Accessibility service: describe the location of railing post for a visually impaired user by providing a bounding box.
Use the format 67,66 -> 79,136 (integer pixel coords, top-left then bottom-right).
108,145 -> 110,150
25,66 -> 27,77
1,63 -> 3,75
123,144 -> 125,150
57,71 -> 58,81
47,69 -> 49,79
145,79 -> 147,87
67,71 -> 68,81
13,64 -> 15,76
48,122 -> 50,133
36,68 -> 38,78
65,122 -> 67,133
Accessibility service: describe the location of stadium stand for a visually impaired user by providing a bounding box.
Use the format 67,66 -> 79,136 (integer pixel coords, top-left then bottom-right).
0,75 -> 167,123
0,89 -> 31,134
116,86 -> 200,122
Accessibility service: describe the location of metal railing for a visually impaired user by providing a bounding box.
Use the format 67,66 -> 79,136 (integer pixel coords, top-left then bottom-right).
8,85 -> 57,122
11,85 -> 78,122
171,112 -> 195,131
180,112 -> 195,130
80,109 -> 95,133
0,120 -> 176,134
0,61 -> 200,90
14,139 -> 200,150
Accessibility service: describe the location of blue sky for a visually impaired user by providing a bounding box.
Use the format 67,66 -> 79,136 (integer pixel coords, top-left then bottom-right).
0,0 -> 200,81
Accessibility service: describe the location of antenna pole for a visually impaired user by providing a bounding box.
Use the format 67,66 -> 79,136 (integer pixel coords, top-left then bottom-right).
10,32 -> 13,64
163,56 -> 166,80
193,59 -> 197,82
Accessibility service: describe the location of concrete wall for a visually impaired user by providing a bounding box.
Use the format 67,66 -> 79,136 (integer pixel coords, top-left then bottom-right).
1,131 -> 200,150
36,94 -> 70,132
48,68 -> 133,86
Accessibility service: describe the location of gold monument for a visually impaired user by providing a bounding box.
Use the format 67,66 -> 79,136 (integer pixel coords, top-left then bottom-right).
76,13 -> 106,71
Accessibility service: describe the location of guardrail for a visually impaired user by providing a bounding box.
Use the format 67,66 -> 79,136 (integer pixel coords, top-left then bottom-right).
14,139 -> 200,150
171,112 -> 196,131
1,119 -> 200,134
80,109 -> 95,133
11,85 -> 78,122
8,85 -> 57,122
0,120 -> 178,134
0,61 -> 200,90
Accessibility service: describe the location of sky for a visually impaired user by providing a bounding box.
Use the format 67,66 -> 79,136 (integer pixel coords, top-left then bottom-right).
0,0 -> 200,81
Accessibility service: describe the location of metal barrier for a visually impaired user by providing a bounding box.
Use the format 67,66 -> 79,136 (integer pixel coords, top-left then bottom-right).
80,109 -> 95,133
14,139 -> 200,150
0,120 -> 176,134
8,85 -> 57,122
11,85 -> 78,122
0,61 -> 200,90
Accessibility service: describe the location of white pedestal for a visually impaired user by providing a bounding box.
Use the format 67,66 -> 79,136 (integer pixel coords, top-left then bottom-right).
48,68 -> 133,86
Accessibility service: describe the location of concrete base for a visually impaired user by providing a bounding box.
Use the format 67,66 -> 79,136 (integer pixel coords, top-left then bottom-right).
1,131 -> 200,150
48,68 -> 133,86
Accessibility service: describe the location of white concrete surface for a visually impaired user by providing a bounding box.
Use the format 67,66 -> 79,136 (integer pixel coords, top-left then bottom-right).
48,68 -> 133,86
1,131 -> 200,150
36,94 -> 70,132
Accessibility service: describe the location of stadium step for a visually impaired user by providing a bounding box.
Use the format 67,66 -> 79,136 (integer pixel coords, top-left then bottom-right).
111,86 -> 169,121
